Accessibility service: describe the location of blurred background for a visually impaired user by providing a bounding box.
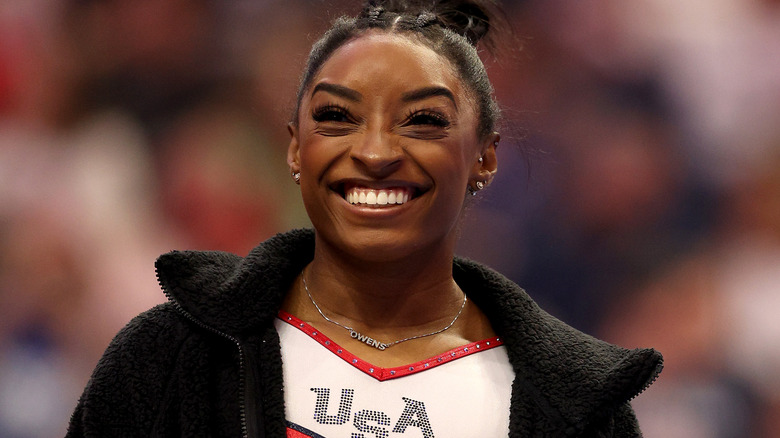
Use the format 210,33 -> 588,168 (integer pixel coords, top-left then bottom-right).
0,0 -> 778,436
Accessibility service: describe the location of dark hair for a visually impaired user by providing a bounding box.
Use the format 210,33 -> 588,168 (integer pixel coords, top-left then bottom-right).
292,0 -> 504,139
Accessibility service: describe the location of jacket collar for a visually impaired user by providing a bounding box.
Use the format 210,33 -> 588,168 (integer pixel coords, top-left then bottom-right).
155,228 -> 315,336
156,228 -> 662,429
453,258 -> 662,430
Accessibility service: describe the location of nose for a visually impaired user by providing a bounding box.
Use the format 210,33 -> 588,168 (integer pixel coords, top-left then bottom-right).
350,129 -> 402,177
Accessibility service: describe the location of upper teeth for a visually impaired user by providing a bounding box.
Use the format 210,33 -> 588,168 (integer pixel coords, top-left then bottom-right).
346,187 -> 410,206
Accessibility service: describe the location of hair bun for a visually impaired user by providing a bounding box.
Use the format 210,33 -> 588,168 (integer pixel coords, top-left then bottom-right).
435,0 -> 492,44
363,0 -> 498,45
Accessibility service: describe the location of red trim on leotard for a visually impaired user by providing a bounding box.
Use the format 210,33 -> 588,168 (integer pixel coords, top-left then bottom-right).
277,310 -> 504,382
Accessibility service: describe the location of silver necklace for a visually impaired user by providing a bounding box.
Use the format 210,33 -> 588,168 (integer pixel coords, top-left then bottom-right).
302,275 -> 467,351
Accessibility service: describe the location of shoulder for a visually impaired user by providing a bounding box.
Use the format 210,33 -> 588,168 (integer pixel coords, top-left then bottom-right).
91,302 -> 202,388
453,257 -> 662,433
107,302 -> 192,355
68,303 -> 194,436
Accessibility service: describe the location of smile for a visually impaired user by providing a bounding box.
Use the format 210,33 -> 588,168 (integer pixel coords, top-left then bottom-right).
345,187 -> 413,207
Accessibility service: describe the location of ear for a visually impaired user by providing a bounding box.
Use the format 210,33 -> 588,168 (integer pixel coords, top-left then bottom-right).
471,132 -> 499,186
287,122 -> 301,173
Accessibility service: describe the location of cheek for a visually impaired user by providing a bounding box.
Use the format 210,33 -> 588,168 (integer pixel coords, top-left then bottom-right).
417,148 -> 471,200
297,134 -> 339,176
296,134 -> 350,215
431,138 -> 478,182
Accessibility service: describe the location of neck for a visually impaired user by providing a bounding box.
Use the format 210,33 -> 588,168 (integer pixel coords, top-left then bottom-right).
302,234 -> 463,329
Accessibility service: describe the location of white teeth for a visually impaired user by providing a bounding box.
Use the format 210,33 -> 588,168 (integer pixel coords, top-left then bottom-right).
345,187 -> 412,207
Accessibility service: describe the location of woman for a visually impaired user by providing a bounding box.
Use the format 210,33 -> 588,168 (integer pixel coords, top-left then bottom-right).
67,1 -> 662,437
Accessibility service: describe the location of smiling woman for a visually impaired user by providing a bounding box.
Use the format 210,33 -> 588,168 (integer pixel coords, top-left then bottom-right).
289,32 -> 496,267
67,1 -> 663,437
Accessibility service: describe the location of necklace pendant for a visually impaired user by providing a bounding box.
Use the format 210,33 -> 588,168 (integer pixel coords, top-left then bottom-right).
303,274 -> 465,352
350,329 -> 390,351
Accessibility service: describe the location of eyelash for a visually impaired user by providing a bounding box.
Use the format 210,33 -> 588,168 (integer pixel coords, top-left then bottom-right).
312,103 -> 352,123
404,109 -> 450,128
312,104 -> 450,129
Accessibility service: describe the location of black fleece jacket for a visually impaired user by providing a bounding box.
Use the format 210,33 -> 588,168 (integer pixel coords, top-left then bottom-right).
67,229 -> 662,437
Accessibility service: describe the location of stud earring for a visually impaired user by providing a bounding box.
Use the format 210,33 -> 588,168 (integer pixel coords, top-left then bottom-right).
468,180 -> 486,196
478,157 -> 483,163
292,171 -> 301,184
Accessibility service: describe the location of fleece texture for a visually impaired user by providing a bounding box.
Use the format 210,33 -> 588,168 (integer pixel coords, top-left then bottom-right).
67,229 -> 662,437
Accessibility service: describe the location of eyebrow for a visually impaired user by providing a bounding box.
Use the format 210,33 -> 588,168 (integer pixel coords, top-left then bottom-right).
311,82 -> 363,102
401,86 -> 457,109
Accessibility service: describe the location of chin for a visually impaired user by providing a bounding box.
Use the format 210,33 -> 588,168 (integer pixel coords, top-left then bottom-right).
316,225 -> 452,265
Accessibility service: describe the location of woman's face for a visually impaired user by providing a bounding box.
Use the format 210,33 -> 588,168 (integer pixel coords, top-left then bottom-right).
289,32 -> 497,263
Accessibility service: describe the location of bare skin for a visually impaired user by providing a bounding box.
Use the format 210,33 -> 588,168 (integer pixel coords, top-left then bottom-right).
283,32 -> 499,368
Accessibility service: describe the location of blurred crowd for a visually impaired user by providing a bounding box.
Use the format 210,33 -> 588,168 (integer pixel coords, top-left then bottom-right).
0,0 -> 778,436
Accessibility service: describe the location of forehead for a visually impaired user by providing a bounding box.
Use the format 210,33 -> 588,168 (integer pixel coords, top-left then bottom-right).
309,32 -> 467,101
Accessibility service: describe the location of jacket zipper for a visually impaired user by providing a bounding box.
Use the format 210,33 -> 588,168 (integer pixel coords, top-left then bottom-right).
158,278 -> 252,438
